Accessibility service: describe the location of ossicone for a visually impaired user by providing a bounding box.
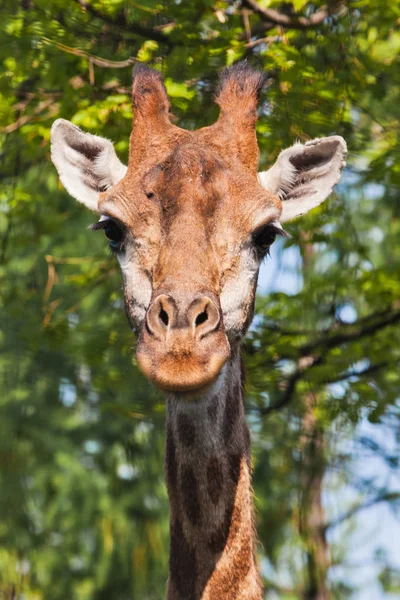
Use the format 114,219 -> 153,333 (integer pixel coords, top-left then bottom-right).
131,63 -> 171,120
129,63 -> 179,168
215,61 -> 266,119
208,61 -> 266,174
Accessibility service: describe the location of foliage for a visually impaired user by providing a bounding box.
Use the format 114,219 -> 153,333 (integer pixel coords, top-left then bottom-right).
1,0 -> 399,598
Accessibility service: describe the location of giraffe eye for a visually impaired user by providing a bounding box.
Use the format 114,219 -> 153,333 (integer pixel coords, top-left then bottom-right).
252,223 -> 289,256
90,217 -> 125,252
252,224 -> 278,252
104,220 -> 122,241
104,220 -> 125,251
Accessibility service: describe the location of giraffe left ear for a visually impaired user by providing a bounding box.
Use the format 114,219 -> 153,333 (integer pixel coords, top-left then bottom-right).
51,119 -> 127,212
258,136 -> 347,222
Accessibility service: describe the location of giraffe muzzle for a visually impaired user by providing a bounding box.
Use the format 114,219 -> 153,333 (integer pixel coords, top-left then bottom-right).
136,293 -> 231,392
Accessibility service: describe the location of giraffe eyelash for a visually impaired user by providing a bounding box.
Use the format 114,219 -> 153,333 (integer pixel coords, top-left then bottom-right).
89,217 -> 126,253
89,217 -> 113,232
252,222 -> 290,256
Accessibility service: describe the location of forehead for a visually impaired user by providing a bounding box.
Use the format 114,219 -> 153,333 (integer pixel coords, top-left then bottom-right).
144,139 -> 281,231
144,142 -> 227,218
101,136 -> 281,233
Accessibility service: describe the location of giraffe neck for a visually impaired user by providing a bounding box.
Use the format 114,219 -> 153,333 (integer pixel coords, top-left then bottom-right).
165,348 -> 263,600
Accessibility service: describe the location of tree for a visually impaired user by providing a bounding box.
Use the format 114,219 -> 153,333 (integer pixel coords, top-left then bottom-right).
1,1 -> 399,598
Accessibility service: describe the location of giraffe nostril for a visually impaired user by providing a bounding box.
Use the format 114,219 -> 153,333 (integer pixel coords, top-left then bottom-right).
189,297 -> 220,337
195,310 -> 208,327
159,307 -> 169,327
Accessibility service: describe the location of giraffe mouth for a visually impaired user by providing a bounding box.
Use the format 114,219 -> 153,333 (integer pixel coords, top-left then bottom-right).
135,292 -> 231,392
136,346 -> 230,393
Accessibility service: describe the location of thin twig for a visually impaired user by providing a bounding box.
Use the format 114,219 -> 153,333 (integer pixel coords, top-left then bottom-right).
1,98 -> 57,134
245,36 -> 276,49
42,38 -> 138,69
242,8 -> 252,43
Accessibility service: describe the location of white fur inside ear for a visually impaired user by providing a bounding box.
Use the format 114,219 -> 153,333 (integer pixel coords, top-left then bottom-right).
93,144 -> 128,191
258,143 -> 301,197
53,141 -> 100,211
50,119 -> 127,212
258,136 -> 347,222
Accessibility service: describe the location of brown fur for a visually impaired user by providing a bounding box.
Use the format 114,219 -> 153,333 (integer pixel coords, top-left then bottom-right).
99,64 -> 281,390
165,354 -> 262,600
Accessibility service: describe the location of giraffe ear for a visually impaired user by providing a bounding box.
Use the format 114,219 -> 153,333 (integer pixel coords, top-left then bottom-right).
50,119 -> 127,212
258,136 -> 347,222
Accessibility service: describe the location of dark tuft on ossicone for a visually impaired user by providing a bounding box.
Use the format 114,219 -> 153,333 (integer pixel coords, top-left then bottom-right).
131,63 -> 169,112
132,62 -> 164,82
215,60 -> 266,103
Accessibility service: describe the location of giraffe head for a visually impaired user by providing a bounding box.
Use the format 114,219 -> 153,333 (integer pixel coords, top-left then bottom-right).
51,63 -> 346,393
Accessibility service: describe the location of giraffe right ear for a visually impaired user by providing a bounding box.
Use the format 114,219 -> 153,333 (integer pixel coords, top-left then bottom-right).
258,136 -> 347,222
50,119 -> 127,212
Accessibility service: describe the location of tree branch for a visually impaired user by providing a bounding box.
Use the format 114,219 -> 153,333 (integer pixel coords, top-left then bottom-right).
75,0 -> 170,45
324,492 -> 400,532
301,306 -> 400,356
242,0 -> 346,30
321,361 -> 390,385
260,355 -> 322,415
258,304 -> 400,416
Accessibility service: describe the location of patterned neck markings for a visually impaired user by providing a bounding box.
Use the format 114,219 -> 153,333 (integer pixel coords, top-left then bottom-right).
165,352 -> 262,600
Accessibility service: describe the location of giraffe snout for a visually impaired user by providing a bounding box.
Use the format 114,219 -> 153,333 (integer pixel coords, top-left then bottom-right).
145,294 -> 221,340
136,293 -> 230,392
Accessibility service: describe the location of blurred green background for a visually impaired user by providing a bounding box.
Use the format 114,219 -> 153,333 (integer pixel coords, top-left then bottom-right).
1,0 -> 400,598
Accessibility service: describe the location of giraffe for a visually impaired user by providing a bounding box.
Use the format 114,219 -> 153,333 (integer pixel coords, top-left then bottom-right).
50,62 -> 346,599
